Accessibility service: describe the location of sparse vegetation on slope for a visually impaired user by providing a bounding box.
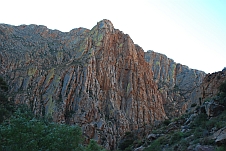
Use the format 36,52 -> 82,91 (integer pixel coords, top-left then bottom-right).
119,80 -> 226,151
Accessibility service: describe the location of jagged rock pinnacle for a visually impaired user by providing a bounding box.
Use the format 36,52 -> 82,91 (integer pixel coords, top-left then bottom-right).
96,19 -> 115,33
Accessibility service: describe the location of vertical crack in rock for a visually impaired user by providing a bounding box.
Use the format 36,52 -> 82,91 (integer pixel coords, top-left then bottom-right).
145,50 -> 206,118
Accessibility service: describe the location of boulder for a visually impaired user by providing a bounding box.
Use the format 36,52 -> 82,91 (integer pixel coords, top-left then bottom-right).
203,100 -> 224,117
212,126 -> 226,146
187,144 -> 215,151
194,144 -> 215,151
134,146 -> 145,151
147,133 -> 157,140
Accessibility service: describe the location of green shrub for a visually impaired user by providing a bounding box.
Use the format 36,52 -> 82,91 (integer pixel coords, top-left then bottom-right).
178,138 -> 189,150
192,113 -> 208,127
191,103 -> 197,107
216,146 -> 226,151
124,145 -> 133,151
0,78 -> 14,123
125,131 -> 132,136
200,137 -> 215,145
0,77 -> 8,91
158,135 -> 169,145
204,98 -> 211,102
118,139 -> 134,150
118,131 -> 135,150
193,127 -> 205,139
0,105 -> 84,151
219,80 -> 226,94
163,119 -> 171,126
205,118 -> 216,130
144,139 -> 161,151
170,131 -> 184,144
86,139 -> 106,151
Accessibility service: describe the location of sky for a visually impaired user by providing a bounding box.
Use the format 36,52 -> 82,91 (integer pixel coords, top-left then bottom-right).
0,0 -> 225,73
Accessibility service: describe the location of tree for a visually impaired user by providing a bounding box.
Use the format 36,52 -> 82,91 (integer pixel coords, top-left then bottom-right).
86,139 -> 106,151
0,105 -> 84,151
0,77 -> 14,123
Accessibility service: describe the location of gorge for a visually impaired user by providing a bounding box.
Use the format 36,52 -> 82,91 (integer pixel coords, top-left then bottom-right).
0,19 -> 209,150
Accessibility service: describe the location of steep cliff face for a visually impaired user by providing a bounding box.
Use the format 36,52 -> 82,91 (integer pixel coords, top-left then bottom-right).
145,50 -> 206,118
201,69 -> 226,100
0,20 -> 167,149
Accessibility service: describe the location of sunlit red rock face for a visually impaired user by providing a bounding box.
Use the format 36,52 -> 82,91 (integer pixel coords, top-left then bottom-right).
0,20 -> 168,149
201,69 -> 226,101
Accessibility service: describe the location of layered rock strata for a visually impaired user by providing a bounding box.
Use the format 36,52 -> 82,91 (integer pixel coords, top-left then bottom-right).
0,20 -> 167,149
145,50 -> 206,118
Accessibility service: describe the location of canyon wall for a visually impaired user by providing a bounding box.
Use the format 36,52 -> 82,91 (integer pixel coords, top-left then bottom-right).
0,20 -> 166,149
0,19 -> 205,149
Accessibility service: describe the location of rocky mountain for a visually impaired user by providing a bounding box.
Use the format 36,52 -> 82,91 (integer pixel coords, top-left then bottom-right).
0,19 -> 205,150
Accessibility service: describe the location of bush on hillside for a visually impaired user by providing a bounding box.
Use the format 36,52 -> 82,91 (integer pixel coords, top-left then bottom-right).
0,104 -> 106,151
0,77 -> 105,151
118,131 -> 136,151
219,80 -> 226,95
0,77 -> 14,123
0,77 -> 8,91
0,105 -> 84,151
86,139 -> 106,151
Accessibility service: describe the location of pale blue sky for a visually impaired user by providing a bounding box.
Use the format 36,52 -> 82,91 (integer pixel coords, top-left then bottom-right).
0,0 -> 225,73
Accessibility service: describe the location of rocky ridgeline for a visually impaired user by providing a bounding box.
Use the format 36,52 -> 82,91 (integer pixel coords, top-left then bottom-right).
0,19 -> 205,150
145,50 -> 205,118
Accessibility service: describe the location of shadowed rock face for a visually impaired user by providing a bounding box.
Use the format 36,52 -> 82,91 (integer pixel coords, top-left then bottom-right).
0,20 -> 168,149
201,69 -> 226,101
145,50 -> 206,118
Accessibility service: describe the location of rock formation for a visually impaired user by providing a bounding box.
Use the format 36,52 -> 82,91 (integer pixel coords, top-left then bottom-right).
201,69 -> 226,101
0,20 -> 167,149
145,50 -> 205,118
0,19 -> 205,149
213,126 -> 226,146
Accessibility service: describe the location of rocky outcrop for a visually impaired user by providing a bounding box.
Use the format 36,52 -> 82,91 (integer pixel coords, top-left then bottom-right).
187,144 -> 215,151
0,19 -> 207,149
0,20 -> 167,150
213,126 -> 226,146
201,100 -> 224,117
145,50 -> 206,118
201,69 -> 226,100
